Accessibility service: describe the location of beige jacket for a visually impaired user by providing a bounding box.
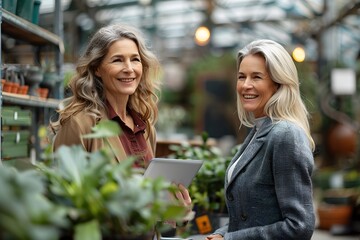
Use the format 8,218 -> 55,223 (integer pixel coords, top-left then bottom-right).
52,110 -> 156,163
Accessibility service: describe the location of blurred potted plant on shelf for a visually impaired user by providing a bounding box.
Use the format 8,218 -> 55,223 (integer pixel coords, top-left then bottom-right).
0,120 -> 188,240
40,59 -> 60,97
156,104 -> 187,139
168,132 -> 239,234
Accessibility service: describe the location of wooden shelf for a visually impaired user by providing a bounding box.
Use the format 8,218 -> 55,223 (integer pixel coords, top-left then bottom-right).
2,92 -> 60,108
1,3 -> 64,162
1,8 -> 64,54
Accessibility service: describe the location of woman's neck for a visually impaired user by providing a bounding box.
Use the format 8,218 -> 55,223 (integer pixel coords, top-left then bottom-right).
106,94 -> 129,120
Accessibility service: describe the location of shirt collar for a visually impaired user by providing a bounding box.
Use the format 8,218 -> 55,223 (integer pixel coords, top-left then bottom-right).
106,101 -> 146,132
254,116 -> 267,131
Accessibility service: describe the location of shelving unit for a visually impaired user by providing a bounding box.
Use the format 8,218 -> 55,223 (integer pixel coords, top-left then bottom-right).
1,9 -> 64,51
2,92 -> 60,108
1,4 -> 64,163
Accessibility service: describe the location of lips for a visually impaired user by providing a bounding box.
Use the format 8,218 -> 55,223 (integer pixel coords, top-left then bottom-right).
243,94 -> 258,99
118,78 -> 135,82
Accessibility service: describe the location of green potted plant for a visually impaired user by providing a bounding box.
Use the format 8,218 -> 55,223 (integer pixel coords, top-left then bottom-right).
40,59 -> 61,97
0,166 -> 67,240
0,120 -> 188,240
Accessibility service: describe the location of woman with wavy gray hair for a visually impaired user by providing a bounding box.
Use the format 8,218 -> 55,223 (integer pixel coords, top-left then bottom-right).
207,39 -> 315,239
50,23 -> 161,167
50,23 -> 192,237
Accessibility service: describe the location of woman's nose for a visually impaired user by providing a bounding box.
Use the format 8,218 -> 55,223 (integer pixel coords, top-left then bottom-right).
123,61 -> 134,72
243,78 -> 253,88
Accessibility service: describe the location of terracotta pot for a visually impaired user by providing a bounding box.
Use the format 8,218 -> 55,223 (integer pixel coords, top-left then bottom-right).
3,81 -> 14,93
327,123 -> 357,157
17,85 -> 29,95
11,82 -> 20,93
37,87 -> 49,98
1,79 -> 6,89
317,203 -> 353,230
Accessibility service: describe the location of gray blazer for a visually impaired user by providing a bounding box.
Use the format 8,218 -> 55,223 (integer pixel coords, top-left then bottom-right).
214,117 -> 315,239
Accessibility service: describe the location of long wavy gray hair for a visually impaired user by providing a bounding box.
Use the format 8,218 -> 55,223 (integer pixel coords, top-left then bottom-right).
50,23 -> 162,138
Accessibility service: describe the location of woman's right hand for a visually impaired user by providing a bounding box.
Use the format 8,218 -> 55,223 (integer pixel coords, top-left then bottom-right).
206,234 -> 223,240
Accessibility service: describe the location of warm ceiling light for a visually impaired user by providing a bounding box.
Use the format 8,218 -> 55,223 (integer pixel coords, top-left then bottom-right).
292,46 -> 305,62
195,26 -> 211,46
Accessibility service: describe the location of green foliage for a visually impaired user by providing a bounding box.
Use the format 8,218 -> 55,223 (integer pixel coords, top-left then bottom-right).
37,145 -> 186,239
296,61 -> 319,114
0,120 -> 188,239
0,167 -> 67,240
180,52 -> 237,129
169,132 -> 237,214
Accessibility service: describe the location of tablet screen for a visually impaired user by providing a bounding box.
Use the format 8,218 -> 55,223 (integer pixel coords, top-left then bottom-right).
143,158 -> 203,187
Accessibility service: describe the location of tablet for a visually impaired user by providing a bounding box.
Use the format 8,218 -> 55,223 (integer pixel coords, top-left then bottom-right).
143,158 -> 203,187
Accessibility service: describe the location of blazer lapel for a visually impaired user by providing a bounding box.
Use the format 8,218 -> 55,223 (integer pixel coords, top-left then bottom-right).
227,128 -> 256,174
226,118 -> 274,187
106,136 -> 127,163
99,109 -> 127,163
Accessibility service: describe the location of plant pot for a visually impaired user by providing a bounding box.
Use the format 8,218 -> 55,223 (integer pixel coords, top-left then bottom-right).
2,79 -> 8,91
11,82 -> 20,93
2,0 -> 17,13
3,81 -> 14,92
37,87 -> 49,98
22,66 -> 43,96
16,0 -> 34,22
32,0 -> 41,24
40,72 -> 60,97
317,203 -> 353,230
17,85 -> 29,95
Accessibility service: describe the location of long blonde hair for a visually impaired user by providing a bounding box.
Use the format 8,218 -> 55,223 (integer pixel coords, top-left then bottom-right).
237,39 -> 315,151
50,24 -> 161,137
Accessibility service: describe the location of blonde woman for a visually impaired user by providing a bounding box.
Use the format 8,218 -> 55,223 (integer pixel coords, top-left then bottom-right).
207,39 -> 315,240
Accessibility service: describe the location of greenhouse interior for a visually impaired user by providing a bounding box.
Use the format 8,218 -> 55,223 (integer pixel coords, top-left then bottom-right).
1,0 -> 360,239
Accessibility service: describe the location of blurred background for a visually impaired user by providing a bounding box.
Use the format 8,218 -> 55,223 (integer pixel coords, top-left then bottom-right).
35,0 -> 360,159
1,0 -> 360,238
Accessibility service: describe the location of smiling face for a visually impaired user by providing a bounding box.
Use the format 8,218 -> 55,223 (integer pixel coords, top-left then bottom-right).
96,38 -> 143,98
237,54 -> 278,118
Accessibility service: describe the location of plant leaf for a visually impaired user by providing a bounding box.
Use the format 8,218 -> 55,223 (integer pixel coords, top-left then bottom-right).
55,145 -> 88,186
74,220 -> 101,240
82,120 -> 121,139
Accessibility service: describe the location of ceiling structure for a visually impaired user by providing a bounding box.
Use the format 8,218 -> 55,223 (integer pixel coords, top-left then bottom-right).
36,0 -> 360,140
39,0 -> 360,67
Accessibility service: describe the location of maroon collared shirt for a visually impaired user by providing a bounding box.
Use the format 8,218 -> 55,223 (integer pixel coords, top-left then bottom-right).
107,104 -> 153,168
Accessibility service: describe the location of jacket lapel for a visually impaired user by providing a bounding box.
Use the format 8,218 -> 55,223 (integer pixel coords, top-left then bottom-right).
106,136 -> 127,163
99,109 -> 127,163
226,118 -> 274,187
